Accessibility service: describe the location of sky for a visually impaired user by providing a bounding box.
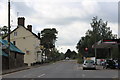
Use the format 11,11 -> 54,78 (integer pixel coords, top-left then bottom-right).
0,0 -> 119,53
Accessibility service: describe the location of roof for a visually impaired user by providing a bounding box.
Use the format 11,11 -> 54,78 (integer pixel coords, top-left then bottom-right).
3,26 -> 40,40
92,39 -> 120,48
0,40 -> 25,54
0,49 -> 8,57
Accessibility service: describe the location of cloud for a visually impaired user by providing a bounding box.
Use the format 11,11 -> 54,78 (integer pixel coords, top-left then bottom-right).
0,0 -> 118,53
11,2 -> 36,17
107,22 -> 118,35
0,2 -> 8,27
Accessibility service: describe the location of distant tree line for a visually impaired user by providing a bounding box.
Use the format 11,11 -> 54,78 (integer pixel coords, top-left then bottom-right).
65,49 -> 78,59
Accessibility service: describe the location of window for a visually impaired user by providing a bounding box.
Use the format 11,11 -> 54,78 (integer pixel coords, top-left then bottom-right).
23,37 -> 25,39
26,50 -> 30,55
13,41 -> 16,45
14,32 -> 17,36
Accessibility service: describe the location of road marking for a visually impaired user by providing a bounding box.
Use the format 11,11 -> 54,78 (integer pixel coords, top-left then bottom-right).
23,75 -> 26,78
23,74 -> 32,78
0,76 -> 2,80
112,76 -> 118,78
2,68 -> 29,77
38,74 -> 45,78
82,74 -> 85,77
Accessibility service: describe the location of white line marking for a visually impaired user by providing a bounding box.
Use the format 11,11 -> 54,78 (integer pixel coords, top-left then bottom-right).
82,74 -> 85,77
23,75 -> 26,78
0,76 -> 2,80
23,74 -> 32,78
38,74 -> 45,77
112,76 -> 118,78
2,69 -> 29,77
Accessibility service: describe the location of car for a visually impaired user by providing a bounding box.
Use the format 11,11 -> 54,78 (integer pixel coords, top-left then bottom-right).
83,60 -> 96,70
114,60 -> 120,69
101,61 -> 105,66
65,57 -> 69,60
103,60 -> 116,69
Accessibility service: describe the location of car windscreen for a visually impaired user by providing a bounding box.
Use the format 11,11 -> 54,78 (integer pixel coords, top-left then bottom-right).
85,60 -> 94,63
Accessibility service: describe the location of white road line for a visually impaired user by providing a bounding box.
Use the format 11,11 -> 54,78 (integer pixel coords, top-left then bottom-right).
38,74 -> 45,78
112,76 -> 118,78
82,74 -> 85,78
23,74 -> 32,78
2,69 -> 28,77
23,75 -> 26,78
0,76 -> 2,80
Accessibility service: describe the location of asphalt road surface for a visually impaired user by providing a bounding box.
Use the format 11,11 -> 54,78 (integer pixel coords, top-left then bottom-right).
2,60 -> 119,78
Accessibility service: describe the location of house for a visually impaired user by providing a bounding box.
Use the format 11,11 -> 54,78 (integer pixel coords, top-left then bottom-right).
0,40 -> 25,70
3,17 -> 42,66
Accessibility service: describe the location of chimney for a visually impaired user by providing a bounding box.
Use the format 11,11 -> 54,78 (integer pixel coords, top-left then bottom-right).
18,17 -> 25,27
27,25 -> 32,32
38,33 -> 40,38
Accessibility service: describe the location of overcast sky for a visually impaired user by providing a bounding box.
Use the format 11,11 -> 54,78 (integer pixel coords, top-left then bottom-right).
0,0 -> 119,53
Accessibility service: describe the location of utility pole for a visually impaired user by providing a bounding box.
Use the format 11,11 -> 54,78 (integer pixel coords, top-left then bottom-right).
8,0 -> 11,69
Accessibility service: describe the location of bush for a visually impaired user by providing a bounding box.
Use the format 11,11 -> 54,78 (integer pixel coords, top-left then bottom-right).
77,58 -> 83,64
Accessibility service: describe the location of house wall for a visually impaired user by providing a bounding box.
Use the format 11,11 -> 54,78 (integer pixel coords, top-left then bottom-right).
2,51 -> 24,70
2,56 -> 9,70
4,26 -> 41,66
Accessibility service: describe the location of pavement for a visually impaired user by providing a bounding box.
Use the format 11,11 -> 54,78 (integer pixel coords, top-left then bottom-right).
2,62 -> 54,75
2,60 -> 119,78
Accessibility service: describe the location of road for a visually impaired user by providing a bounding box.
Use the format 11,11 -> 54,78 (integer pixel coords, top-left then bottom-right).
2,60 -> 119,78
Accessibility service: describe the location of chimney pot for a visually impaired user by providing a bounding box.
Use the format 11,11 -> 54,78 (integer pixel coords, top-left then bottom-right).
38,33 -> 40,38
27,25 -> 32,32
18,17 -> 25,27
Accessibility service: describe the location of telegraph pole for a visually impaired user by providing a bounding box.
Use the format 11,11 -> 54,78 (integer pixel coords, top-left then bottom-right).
8,0 -> 11,69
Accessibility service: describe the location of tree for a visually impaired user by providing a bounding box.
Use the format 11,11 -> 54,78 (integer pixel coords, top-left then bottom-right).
0,26 -> 8,37
65,49 -> 72,58
40,28 -> 58,61
71,51 -> 77,59
76,16 -> 117,58
41,28 -> 58,48
65,49 -> 77,59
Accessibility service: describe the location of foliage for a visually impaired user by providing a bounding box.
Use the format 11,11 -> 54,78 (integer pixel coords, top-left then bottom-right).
65,49 -> 77,59
41,28 -> 58,49
76,16 -> 117,58
0,26 -> 8,38
40,28 -> 58,62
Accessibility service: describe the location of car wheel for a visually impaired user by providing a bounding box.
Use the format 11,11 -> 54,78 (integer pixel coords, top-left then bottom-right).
106,67 -> 107,69
83,68 -> 85,70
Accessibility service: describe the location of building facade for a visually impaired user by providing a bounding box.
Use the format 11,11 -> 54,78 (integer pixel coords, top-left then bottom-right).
3,17 -> 42,66
0,40 -> 25,70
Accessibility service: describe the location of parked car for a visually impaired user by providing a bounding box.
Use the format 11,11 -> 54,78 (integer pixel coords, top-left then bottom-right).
103,60 -> 116,69
114,60 -> 120,69
83,60 -> 96,70
101,61 -> 106,66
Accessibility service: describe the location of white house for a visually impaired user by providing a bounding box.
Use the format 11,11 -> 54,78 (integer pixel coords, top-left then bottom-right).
4,17 -> 42,66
